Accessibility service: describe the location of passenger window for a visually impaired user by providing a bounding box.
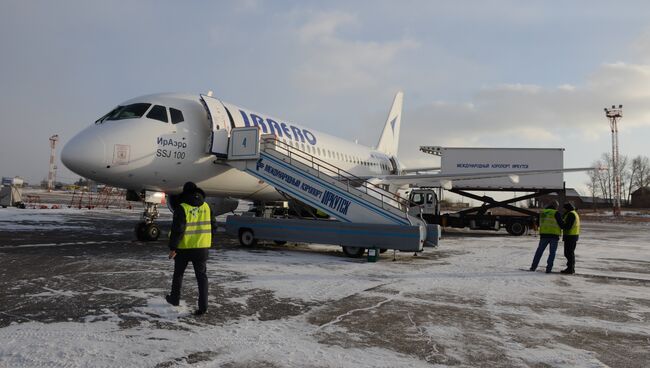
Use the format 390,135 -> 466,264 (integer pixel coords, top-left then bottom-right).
106,103 -> 151,121
170,108 -> 184,124
147,105 -> 169,123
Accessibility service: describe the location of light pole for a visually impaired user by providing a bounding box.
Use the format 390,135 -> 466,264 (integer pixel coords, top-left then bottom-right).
48,134 -> 59,192
604,105 -> 622,216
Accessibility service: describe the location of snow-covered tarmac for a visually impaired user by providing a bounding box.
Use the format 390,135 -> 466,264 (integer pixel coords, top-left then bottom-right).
0,207 -> 649,367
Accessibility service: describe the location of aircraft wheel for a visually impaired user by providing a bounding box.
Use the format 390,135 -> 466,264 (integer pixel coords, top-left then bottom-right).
273,240 -> 287,245
506,221 -> 527,236
239,228 -> 257,247
342,246 -> 365,258
135,222 -> 147,241
144,223 -> 160,241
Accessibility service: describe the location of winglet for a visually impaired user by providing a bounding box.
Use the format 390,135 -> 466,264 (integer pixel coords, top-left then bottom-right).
376,91 -> 403,156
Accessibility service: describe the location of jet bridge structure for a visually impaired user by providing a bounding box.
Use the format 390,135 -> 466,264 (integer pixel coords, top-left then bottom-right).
219,127 -> 438,256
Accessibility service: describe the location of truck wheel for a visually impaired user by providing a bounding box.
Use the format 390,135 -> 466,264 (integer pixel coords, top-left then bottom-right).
342,246 -> 365,258
239,228 -> 257,247
506,221 -> 527,236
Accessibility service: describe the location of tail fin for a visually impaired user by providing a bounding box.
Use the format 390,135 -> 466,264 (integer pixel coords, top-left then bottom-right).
376,91 -> 403,156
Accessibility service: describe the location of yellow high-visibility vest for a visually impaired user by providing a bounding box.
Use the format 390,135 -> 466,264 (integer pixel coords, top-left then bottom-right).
563,210 -> 580,236
178,202 -> 212,249
539,209 -> 562,236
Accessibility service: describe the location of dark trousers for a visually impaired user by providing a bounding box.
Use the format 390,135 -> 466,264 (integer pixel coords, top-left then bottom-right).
170,248 -> 209,311
563,238 -> 578,272
531,237 -> 558,272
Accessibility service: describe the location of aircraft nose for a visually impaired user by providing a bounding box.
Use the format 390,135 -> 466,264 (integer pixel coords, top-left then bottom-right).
61,129 -> 107,177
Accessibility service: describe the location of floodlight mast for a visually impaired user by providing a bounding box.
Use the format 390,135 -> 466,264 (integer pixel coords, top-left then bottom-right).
48,134 -> 59,192
604,105 -> 623,216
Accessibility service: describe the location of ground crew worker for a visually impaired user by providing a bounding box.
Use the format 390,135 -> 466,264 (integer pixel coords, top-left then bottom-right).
560,202 -> 580,274
530,201 -> 564,273
165,182 -> 217,315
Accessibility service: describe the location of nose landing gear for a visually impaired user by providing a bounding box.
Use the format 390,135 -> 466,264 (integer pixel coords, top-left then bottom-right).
135,200 -> 162,241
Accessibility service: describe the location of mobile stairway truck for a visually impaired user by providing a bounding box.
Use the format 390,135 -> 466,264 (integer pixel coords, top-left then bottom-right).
214,126 -> 440,259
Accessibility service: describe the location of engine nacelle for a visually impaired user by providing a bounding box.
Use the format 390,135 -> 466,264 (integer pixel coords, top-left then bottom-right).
167,195 -> 239,216
205,196 -> 240,216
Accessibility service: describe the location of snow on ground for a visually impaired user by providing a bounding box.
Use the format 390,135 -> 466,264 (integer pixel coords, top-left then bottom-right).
0,209 -> 649,367
0,207 -> 145,231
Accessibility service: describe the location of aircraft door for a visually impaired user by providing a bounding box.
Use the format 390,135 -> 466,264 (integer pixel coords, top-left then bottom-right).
388,156 -> 400,174
200,94 -> 232,158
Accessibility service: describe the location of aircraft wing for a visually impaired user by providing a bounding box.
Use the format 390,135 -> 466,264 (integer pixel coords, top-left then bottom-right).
376,167 -> 595,188
401,166 -> 441,173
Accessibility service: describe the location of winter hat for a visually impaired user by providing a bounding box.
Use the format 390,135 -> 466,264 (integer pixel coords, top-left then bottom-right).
545,200 -> 559,210
563,202 -> 575,211
183,181 -> 197,193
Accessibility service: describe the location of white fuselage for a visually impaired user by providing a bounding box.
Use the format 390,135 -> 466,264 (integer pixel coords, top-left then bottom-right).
62,93 -> 398,201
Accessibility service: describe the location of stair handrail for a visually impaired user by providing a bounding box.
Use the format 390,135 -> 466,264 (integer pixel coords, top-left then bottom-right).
260,136 -> 414,213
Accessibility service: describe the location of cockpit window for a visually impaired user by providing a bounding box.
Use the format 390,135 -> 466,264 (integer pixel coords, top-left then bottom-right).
146,105 -> 169,123
95,107 -> 119,124
170,108 -> 184,124
105,103 -> 152,121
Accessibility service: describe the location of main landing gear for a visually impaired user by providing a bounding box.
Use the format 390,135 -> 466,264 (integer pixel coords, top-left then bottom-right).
135,201 -> 161,241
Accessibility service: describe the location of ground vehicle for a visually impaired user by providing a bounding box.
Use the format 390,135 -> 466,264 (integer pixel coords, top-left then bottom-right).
407,188 -> 550,236
405,146 -> 573,235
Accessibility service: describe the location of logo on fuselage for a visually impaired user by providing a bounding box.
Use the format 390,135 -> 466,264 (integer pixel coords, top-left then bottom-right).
239,110 -> 317,146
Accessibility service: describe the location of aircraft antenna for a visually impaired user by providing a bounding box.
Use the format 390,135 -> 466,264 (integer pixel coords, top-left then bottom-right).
48,134 -> 59,192
604,105 -> 623,216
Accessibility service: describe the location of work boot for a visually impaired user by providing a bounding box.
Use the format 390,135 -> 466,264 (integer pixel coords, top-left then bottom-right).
193,309 -> 207,316
529,267 -> 536,272
165,294 -> 179,306
545,269 -> 552,274
560,269 -> 574,274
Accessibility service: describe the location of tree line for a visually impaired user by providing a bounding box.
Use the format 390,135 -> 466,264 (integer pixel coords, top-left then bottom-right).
586,154 -> 650,204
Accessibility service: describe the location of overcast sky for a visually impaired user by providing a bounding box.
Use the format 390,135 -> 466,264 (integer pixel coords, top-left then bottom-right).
1,0 -> 650,193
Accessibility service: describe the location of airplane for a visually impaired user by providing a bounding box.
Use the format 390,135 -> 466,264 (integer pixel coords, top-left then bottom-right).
61,91 -> 591,241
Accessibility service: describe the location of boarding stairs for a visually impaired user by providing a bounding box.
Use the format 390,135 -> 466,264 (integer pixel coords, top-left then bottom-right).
224,127 -> 424,228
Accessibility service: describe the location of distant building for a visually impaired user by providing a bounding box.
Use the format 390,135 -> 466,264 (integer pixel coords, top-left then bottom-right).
536,188 -> 610,209
631,187 -> 650,208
